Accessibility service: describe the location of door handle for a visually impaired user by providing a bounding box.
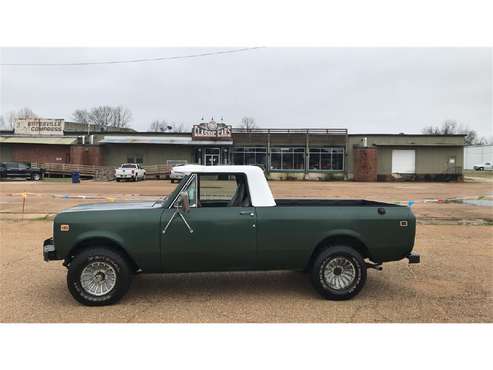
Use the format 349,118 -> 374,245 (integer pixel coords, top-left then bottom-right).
240,211 -> 255,217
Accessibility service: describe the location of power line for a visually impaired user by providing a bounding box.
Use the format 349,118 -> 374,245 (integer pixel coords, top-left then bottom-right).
0,47 -> 264,66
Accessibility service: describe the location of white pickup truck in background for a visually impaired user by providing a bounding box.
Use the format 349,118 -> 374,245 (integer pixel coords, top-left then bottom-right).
473,162 -> 493,171
115,163 -> 146,181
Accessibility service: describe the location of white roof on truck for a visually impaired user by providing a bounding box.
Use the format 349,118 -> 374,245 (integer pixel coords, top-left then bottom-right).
172,165 -> 276,207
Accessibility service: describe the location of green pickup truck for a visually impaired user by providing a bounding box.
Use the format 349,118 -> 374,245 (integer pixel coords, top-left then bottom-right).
43,165 -> 420,306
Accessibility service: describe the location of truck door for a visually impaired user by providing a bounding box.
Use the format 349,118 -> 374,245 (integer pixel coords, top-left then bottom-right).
17,162 -> 30,178
160,173 -> 257,272
7,162 -> 21,178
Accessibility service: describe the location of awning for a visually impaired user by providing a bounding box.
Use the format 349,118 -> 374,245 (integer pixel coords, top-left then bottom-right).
0,136 -> 78,145
100,135 -> 233,146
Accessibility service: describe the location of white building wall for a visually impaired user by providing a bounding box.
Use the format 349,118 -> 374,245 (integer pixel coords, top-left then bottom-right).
464,145 -> 493,169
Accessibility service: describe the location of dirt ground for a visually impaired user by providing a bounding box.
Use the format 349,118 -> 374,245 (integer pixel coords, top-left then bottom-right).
0,177 -> 492,322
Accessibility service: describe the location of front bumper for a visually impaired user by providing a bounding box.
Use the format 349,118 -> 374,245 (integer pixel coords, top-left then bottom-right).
43,237 -> 57,261
406,252 -> 420,264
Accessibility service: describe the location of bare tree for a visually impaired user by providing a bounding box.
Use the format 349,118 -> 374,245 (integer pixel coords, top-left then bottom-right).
463,130 -> 479,146
111,106 -> 132,128
148,120 -> 184,132
422,120 -> 479,145
5,107 -> 37,129
72,109 -> 90,124
72,106 -> 132,128
240,116 -> 257,131
148,120 -> 169,132
88,106 -> 113,126
0,115 -> 6,129
148,120 -> 160,132
475,135 -> 492,145
170,122 -> 185,133
17,107 -> 37,119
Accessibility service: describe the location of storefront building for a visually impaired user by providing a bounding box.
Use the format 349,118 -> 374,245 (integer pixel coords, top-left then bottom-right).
0,118 -> 465,181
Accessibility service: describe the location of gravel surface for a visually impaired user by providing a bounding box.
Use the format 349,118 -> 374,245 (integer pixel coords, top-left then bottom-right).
1,179 -> 492,221
0,179 -> 492,322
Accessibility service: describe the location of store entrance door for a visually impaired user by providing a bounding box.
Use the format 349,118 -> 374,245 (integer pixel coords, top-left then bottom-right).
204,148 -> 220,166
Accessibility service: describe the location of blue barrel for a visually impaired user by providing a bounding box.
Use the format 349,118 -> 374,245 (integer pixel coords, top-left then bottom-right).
71,171 -> 80,183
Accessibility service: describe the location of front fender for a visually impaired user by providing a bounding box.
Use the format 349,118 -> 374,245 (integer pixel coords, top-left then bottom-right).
71,230 -> 127,252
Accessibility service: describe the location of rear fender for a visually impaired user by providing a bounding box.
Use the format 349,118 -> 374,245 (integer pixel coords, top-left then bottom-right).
305,229 -> 370,270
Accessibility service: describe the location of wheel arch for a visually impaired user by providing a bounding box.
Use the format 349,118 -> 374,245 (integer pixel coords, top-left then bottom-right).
65,237 -> 139,272
305,232 -> 370,271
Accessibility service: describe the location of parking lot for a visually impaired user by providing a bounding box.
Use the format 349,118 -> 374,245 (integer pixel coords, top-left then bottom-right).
1,175 -> 492,322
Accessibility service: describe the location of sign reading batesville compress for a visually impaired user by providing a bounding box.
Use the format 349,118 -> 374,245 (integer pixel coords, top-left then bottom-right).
15,118 -> 65,136
192,120 -> 232,140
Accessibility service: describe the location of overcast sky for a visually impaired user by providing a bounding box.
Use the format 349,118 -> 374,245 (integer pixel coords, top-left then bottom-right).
1,47 -> 491,137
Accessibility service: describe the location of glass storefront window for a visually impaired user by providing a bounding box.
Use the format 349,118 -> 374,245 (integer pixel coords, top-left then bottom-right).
231,147 -> 267,170
270,147 -> 305,171
231,145 -> 343,172
309,147 -> 344,171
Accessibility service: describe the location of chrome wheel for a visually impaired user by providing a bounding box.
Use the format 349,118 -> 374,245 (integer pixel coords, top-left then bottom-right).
80,261 -> 117,296
323,257 -> 357,290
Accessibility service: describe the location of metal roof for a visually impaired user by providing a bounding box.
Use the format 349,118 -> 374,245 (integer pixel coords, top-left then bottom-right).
0,136 -> 78,145
372,143 -> 463,147
233,128 -> 348,135
100,135 -> 233,145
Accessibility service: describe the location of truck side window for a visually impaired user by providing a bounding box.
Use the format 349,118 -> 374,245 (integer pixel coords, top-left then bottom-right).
198,174 -> 251,207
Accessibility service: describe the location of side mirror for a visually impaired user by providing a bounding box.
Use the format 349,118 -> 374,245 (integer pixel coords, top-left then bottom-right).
176,191 -> 190,213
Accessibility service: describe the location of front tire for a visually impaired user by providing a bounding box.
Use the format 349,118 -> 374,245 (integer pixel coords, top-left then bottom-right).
32,173 -> 41,181
67,247 -> 133,306
311,246 -> 367,300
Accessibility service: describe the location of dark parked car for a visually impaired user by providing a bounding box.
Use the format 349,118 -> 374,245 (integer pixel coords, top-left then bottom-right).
0,162 -> 44,181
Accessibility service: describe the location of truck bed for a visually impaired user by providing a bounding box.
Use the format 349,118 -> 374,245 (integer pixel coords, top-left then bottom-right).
275,199 -> 402,207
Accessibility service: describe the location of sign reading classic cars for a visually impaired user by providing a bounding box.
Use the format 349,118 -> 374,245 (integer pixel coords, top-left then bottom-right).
192,120 -> 232,140
15,118 -> 65,136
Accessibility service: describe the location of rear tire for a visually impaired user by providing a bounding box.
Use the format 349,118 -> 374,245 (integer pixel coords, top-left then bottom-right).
311,246 -> 367,300
67,247 -> 133,306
